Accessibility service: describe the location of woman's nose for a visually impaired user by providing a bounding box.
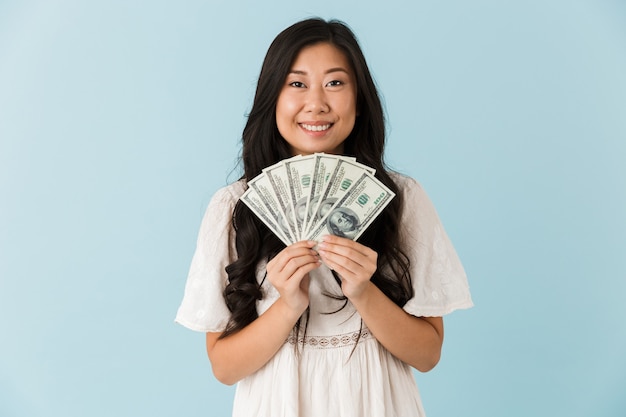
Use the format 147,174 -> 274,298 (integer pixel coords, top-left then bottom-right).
305,87 -> 329,113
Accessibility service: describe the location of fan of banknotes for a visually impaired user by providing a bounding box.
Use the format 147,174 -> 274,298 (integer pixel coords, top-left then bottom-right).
240,153 -> 395,245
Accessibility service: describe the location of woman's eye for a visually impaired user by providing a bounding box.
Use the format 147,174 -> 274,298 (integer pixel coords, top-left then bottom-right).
327,80 -> 343,87
289,81 -> 305,88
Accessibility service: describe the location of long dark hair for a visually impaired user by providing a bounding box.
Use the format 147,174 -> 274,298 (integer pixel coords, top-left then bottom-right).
220,18 -> 412,338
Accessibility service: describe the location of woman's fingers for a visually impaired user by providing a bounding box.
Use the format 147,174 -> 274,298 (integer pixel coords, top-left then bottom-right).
315,235 -> 378,300
266,241 -> 321,313
267,241 -> 318,273
317,248 -> 359,275
280,251 -> 320,278
316,236 -> 377,276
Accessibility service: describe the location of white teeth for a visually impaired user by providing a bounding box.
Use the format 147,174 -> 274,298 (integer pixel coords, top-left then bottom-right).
301,123 -> 331,132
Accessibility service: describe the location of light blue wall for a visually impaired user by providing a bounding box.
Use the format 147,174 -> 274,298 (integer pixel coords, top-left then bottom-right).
1,1 -> 625,416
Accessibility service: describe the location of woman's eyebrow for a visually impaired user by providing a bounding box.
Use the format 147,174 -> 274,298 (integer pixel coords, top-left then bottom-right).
288,67 -> 350,75
325,67 -> 349,75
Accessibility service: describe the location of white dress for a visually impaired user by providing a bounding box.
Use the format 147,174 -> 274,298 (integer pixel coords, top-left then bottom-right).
175,173 -> 473,417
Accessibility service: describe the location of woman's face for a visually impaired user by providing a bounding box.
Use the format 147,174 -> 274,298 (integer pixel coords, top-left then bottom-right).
276,42 -> 357,156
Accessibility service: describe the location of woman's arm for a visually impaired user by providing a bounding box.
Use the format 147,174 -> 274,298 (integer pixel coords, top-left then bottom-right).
345,283 -> 443,372
317,235 -> 444,372
206,241 -> 320,385
206,297 -> 302,385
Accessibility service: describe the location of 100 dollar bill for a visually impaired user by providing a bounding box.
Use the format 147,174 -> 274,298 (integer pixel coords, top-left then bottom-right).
306,171 -> 394,242
304,157 -> 375,237
240,153 -> 393,245
240,186 -> 292,246
263,156 -> 302,240
284,155 -> 316,240
247,174 -> 296,243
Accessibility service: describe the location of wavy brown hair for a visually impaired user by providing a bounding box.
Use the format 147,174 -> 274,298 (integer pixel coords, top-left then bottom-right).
220,18 -> 413,338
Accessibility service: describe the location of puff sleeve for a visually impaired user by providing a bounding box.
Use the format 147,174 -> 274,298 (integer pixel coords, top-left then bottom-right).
174,182 -> 244,332
395,175 -> 473,317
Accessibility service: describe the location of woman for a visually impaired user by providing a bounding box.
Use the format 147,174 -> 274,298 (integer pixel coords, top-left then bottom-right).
176,18 -> 472,417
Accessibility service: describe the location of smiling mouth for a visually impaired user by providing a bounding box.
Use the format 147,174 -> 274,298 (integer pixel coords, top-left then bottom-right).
300,123 -> 332,132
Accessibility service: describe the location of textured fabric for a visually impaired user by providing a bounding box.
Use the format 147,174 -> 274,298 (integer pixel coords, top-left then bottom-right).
175,172 -> 473,417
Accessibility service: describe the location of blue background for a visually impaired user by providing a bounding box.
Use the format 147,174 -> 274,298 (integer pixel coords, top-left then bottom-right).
1,0 -> 625,416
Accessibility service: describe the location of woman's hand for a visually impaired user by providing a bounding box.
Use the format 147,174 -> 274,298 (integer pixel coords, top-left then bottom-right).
266,240 -> 321,319
206,240 -> 320,385
316,235 -> 378,301
316,235 -> 443,372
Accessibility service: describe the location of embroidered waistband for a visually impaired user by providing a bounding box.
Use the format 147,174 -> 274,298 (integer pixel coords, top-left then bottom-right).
287,329 -> 372,349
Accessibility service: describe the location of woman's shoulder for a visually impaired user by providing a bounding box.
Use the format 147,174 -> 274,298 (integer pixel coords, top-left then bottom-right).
388,171 -> 424,194
209,179 -> 247,205
387,171 -> 436,213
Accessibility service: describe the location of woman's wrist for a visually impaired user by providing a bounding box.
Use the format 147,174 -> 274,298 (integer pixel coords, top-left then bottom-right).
345,280 -> 375,310
272,297 -> 307,325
